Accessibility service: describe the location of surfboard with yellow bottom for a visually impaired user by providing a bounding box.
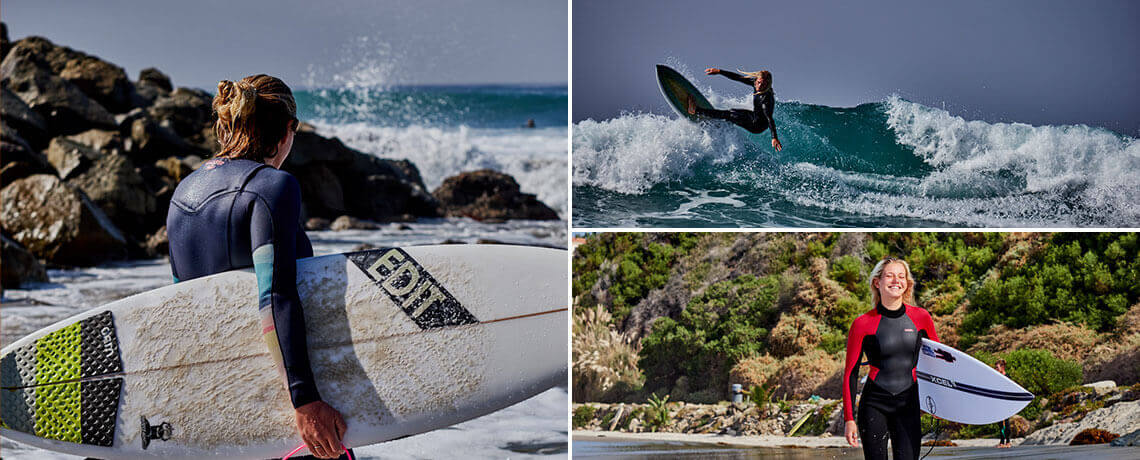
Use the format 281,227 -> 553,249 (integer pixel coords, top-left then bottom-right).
1,245 -> 567,459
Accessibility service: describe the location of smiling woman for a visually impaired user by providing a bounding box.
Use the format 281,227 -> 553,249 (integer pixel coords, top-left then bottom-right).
843,257 -> 938,460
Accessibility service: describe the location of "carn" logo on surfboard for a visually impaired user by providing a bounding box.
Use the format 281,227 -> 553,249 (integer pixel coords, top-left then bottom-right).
348,248 -> 478,329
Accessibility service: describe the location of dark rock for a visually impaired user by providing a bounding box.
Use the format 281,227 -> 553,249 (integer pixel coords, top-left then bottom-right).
330,215 -> 380,231
147,88 -> 214,151
1,233 -> 49,288
152,156 -> 200,183
138,68 -> 172,92
432,169 -> 558,221
305,217 -> 331,231
2,41 -> 117,135
134,67 -> 172,106
65,129 -> 126,155
2,36 -> 135,113
352,243 -> 378,251
56,49 -> 137,113
1,86 -> 50,148
282,133 -> 442,222
45,137 -> 100,179
1,122 -> 57,183
67,153 -> 158,240
127,112 -> 203,161
1,22 -> 9,58
0,174 -> 127,266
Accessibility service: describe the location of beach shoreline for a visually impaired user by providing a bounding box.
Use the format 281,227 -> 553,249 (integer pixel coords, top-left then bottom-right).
573,429 -> 1020,449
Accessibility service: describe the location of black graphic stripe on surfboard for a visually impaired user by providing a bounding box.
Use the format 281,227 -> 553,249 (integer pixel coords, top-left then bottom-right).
347,248 -> 478,330
916,371 -> 1034,401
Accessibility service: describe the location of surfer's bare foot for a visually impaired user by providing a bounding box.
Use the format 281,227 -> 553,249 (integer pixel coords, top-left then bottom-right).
686,95 -> 696,115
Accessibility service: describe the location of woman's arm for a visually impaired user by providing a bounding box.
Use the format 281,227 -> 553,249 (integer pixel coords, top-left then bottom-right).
251,173 -> 322,408
718,70 -> 756,86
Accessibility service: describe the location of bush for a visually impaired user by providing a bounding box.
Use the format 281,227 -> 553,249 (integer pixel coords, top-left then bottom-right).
1002,349 -> 1083,397
639,275 -> 779,394
962,233 -> 1140,338
573,405 -> 597,428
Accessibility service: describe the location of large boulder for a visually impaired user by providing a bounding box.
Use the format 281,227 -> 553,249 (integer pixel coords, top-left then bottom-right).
1,86 -> 50,148
147,88 -> 215,151
1,121 -> 57,184
1,38 -> 117,135
134,67 -> 172,106
3,36 -> 136,113
1,233 -> 49,289
67,153 -> 157,240
126,110 -> 203,161
0,174 -> 127,266
282,129 -> 441,221
45,137 -> 100,179
432,169 -> 558,221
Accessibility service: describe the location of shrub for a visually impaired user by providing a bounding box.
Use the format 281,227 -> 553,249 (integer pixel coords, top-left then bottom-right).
639,275 -> 779,394
573,405 -> 597,428
1002,349 -> 1083,397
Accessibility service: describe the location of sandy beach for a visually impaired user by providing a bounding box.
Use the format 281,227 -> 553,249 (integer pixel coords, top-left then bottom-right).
573,430 -> 1016,448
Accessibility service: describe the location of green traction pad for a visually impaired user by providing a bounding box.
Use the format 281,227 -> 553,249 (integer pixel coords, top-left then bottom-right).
0,311 -> 123,446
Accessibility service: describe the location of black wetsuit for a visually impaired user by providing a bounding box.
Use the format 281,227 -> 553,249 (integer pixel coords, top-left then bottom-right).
843,304 -> 939,460
168,158 -> 352,459
694,70 -> 779,139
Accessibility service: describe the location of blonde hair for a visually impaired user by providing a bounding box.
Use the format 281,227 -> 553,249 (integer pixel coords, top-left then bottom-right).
213,74 -> 297,162
738,69 -> 773,94
868,257 -> 916,307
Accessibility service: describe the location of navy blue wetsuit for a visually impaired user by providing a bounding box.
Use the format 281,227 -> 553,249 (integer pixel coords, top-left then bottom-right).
694,70 -> 779,139
167,157 -> 321,409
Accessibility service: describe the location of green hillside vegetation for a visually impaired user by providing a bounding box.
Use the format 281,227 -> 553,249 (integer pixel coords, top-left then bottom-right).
572,232 -> 1140,405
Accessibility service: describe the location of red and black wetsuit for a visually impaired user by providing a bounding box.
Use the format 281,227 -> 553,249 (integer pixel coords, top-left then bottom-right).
693,70 -> 779,140
843,303 -> 938,460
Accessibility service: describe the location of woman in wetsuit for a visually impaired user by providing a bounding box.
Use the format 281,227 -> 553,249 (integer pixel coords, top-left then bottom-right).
687,67 -> 783,152
842,257 -> 939,460
166,75 -> 349,460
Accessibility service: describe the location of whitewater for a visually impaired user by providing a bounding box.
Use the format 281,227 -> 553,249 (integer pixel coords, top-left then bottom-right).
573,89 -> 1139,228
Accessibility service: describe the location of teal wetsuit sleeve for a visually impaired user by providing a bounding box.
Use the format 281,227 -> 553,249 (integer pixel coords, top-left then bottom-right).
251,174 -> 322,408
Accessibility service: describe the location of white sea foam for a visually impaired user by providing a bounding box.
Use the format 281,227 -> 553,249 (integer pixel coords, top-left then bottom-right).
311,122 -> 568,217
886,95 -> 1140,222
572,113 -> 747,194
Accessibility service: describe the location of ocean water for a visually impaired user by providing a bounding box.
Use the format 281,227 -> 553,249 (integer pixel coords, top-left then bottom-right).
0,221 -> 568,459
295,85 -> 569,217
573,83 -> 1140,228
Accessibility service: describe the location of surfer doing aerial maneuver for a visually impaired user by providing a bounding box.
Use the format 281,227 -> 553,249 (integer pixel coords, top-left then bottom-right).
842,258 -> 939,460
167,75 -> 350,460
687,67 -> 783,152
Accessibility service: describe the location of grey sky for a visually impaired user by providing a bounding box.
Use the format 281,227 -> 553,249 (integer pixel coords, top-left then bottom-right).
4,0 -> 567,90
573,0 -> 1140,136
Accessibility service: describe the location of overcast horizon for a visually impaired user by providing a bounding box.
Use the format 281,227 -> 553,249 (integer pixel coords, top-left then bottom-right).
574,0 -> 1140,136
4,0 -> 567,92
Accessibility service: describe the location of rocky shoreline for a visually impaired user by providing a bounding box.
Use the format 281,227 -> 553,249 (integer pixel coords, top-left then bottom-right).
1,23 -> 557,289
573,381 -> 1140,447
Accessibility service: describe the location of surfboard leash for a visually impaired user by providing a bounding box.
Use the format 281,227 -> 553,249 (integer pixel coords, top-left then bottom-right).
283,443 -> 353,460
920,418 -> 941,460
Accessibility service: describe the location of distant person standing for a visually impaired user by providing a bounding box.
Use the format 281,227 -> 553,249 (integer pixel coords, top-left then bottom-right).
995,359 -> 1012,448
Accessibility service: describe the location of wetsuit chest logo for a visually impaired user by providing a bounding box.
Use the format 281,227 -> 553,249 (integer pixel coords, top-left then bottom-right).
348,248 -> 479,329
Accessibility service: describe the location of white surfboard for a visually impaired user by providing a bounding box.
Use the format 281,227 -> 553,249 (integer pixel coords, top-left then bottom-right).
1,245 -> 567,459
916,338 -> 1033,424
